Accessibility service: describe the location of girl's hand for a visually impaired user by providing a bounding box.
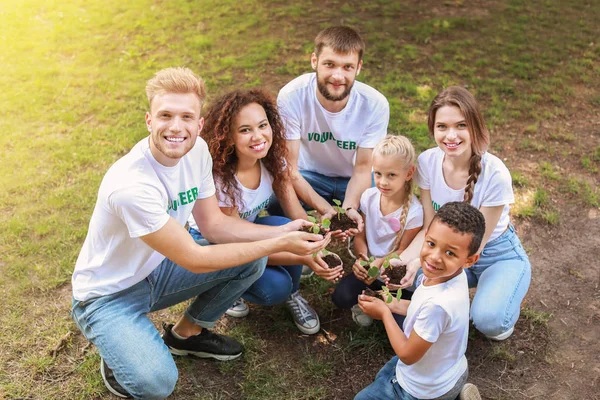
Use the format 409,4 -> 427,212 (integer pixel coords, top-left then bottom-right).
358,293 -> 390,320
307,251 -> 343,282
352,253 -> 376,285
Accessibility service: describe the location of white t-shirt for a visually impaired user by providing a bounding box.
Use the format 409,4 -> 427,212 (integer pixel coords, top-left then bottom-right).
189,162 -> 273,230
396,271 -> 470,399
360,187 -> 423,258
72,137 -> 216,301
278,73 -> 389,178
417,147 -> 514,241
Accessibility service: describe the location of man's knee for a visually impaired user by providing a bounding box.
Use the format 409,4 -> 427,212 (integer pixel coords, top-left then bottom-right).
127,359 -> 178,400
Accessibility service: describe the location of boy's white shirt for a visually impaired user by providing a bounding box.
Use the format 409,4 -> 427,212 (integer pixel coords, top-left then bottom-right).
188,161 -> 274,230
277,72 -> 389,178
72,137 -> 215,302
360,187 -> 423,258
417,147 -> 514,241
396,270 -> 470,398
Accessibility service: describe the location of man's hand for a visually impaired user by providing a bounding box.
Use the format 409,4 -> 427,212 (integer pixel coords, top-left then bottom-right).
278,231 -> 331,256
358,293 -> 391,321
345,208 -> 364,236
306,251 -> 343,282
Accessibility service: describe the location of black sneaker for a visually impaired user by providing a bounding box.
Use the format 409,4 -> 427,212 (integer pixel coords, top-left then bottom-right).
161,323 -> 243,361
100,358 -> 132,398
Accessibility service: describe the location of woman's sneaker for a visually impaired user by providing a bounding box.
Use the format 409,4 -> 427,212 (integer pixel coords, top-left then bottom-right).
284,291 -> 320,334
100,358 -> 132,398
225,298 -> 249,318
161,323 -> 243,361
459,383 -> 482,400
351,304 -> 373,327
485,326 -> 514,341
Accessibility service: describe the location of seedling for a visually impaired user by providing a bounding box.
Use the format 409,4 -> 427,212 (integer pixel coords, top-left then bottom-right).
332,199 -> 345,219
380,286 -> 402,304
359,256 -> 380,279
306,216 -> 321,234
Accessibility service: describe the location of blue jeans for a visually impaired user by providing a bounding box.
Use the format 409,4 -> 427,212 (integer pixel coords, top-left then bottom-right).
71,239 -> 266,400
414,224 -> 531,337
189,215 -> 302,304
355,356 -> 467,400
267,170 -> 350,216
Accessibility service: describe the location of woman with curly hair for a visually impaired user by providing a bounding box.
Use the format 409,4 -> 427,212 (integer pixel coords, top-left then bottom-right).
188,89 -> 343,335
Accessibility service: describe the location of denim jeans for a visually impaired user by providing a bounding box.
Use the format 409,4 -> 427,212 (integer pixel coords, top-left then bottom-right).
267,170 -> 351,216
354,356 -> 468,400
71,239 -> 266,399
189,215 -> 302,304
413,224 -> 531,337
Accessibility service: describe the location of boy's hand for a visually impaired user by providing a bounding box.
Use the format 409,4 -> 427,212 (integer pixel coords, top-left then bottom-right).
358,293 -> 390,320
385,258 -> 421,290
306,251 -> 343,282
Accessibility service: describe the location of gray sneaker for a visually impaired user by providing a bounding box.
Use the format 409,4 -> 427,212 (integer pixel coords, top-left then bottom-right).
300,265 -> 314,280
459,383 -> 482,400
225,298 -> 249,318
284,291 -> 320,334
351,304 -> 373,327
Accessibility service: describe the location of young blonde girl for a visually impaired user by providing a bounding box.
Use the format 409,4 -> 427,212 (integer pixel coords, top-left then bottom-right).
331,135 -> 423,326
406,86 -> 531,340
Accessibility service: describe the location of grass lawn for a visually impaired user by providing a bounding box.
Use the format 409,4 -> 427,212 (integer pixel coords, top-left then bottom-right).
1,0 -> 599,398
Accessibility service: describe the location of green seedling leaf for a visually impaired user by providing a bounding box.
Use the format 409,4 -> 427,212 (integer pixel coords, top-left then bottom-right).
383,260 -> 389,269
321,219 -> 331,229
321,249 -> 330,256
385,295 -> 393,304
333,199 -> 342,207
307,216 -> 317,223
311,225 -> 321,234
390,253 -> 399,259
359,260 -> 369,267
369,256 -> 375,262
396,289 -> 403,301
367,265 -> 379,278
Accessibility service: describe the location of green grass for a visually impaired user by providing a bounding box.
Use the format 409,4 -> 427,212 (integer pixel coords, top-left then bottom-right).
1,0 -> 600,398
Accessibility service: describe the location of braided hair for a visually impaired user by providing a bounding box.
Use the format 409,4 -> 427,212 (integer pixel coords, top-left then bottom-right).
373,135 -> 417,253
427,86 -> 490,203
201,89 -> 289,212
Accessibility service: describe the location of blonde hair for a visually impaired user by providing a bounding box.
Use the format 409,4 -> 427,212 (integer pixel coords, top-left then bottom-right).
427,86 -> 490,203
145,67 -> 207,110
373,135 -> 417,253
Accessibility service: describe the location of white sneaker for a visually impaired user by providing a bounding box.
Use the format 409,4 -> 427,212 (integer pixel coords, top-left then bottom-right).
459,383 -> 481,400
285,291 -> 320,334
300,265 -> 314,280
351,304 -> 373,327
485,326 -> 514,341
225,298 -> 249,318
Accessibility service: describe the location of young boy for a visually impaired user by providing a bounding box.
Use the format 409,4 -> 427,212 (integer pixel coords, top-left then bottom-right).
354,201 -> 485,400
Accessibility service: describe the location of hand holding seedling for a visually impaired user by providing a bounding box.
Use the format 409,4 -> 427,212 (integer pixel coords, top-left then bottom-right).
306,250 -> 343,282
279,231 -> 331,256
386,258 -> 421,290
321,199 -> 361,240
357,292 -> 390,321
353,253 -> 381,285
285,218 -> 316,233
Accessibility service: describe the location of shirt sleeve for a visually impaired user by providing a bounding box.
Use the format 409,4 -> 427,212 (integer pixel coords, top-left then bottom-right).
479,157 -> 515,207
277,91 -> 302,141
404,198 -> 424,230
196,139 -> 217,199
357,98 -> 390,148
416,151 -> 431,190
109,183 -> 170,238
412,301 -> 450,344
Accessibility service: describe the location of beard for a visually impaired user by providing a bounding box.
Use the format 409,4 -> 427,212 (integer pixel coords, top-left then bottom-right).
316,72 -> 354,102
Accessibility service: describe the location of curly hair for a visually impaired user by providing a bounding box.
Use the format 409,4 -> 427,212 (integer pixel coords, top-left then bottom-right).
432,201 -> 486,256
427,86 -> 490,203
201,89 -> 289,212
